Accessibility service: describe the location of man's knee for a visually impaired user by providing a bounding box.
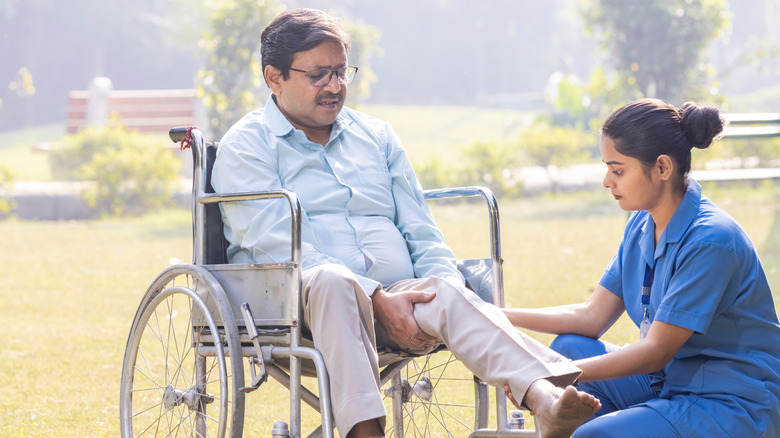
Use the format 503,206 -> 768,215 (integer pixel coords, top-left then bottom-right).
306,263 -> 355,285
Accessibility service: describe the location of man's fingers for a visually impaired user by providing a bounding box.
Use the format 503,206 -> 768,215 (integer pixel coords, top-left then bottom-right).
410,291 -> 436,304
504,385 -> 522,410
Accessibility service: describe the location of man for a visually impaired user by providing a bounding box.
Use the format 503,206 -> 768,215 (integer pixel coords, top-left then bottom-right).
212,8 -> 600,438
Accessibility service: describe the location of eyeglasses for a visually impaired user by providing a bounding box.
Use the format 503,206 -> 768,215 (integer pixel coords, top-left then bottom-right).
288,65 -> 359,87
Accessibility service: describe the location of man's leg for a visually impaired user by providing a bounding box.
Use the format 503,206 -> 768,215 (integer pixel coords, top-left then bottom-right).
386,277 -> 581,396
301,264 -> 386,437
383,277 -> 598,437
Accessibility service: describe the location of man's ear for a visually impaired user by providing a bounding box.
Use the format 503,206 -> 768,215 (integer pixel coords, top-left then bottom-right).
656,155 -> 675,181
265,65 -> 283,95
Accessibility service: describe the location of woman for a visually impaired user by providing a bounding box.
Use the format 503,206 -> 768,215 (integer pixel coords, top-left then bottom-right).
504,98 -> 780,437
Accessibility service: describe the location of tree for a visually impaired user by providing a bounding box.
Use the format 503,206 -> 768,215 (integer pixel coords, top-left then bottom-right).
581,0 -> 730,103
196,0 -> 382,139
195,0 -> 284,139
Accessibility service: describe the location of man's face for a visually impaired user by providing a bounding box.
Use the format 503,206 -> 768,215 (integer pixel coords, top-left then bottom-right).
267,40 -> 348,140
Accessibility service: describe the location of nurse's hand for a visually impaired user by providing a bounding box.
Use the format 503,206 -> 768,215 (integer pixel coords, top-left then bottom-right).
372,288 -> 438,350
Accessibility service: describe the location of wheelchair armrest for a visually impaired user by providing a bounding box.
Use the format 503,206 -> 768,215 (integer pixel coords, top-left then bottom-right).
423,186 -> 500,255
424,186 -> 505,308
424,186 -> 496,203
198,189 -> 303,266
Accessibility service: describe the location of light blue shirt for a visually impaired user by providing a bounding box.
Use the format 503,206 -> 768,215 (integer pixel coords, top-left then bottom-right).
211,96 -> 464,296
600,178 -> 780,434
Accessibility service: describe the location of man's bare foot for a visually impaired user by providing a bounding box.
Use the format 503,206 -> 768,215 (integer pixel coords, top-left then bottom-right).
521,380 -> 600,438
347,418 -> 384,438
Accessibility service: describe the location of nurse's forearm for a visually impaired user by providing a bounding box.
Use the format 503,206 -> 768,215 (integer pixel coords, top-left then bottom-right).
503,285 -> 625,338
573,341 -> 663,382
502,305 -> 595,335
574,321 -> 693,382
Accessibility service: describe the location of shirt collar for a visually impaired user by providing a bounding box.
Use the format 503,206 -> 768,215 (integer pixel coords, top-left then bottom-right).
640,178 -> 702,265
665,178 -> 702,244
261,94 -> 352,144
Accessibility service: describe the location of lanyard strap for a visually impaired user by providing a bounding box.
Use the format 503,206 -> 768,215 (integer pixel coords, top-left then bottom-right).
642,263 -> 655,308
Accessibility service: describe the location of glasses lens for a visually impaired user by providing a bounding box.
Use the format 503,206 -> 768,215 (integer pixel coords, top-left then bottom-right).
306,67 -> 357,86
309,68 -> 332,86
343,66 -> 358,84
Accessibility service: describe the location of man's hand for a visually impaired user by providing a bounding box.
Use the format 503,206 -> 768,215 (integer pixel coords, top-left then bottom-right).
371,288 -> 439,350
504,385 -> 526,412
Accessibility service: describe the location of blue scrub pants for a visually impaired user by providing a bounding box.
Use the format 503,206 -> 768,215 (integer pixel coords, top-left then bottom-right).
550,334 -> 682,438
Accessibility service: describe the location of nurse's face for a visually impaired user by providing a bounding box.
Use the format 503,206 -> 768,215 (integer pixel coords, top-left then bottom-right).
600,135 -> 664,212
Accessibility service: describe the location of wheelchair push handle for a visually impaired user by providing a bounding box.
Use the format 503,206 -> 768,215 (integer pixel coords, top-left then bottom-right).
168,126 -> 191,143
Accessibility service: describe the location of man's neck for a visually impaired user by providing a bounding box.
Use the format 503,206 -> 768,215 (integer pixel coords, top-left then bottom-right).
305,127 -> 332,147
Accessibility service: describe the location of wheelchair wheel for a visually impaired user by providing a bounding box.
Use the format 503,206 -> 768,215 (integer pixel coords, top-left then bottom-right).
120,265 -> 245,438
384,351 -> 489,437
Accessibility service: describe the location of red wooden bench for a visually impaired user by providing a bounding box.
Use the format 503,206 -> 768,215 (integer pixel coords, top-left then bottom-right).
66,89 -> 199,135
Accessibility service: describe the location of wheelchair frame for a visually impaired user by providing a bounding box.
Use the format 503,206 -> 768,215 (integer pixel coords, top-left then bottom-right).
119,127 -> 541,437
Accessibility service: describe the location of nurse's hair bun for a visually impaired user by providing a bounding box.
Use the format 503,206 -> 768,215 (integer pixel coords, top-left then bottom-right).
679,102 -> 726,150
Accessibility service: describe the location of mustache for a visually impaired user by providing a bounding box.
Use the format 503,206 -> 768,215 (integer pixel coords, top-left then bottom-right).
317,92 -> 343,104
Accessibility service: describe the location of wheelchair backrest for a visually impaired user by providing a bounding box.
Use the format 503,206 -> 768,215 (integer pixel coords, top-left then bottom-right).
203,143 -> 231,265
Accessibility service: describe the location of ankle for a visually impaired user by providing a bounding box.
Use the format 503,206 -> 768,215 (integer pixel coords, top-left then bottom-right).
347,418 -> 384,438
522,379 -> 559,413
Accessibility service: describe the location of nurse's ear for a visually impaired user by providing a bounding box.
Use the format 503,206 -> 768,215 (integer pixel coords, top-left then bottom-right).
655,154 -> 675,182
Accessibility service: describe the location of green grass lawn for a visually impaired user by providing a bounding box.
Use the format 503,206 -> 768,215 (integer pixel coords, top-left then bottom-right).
0,124 -> 66,181
1,183 -> 778,437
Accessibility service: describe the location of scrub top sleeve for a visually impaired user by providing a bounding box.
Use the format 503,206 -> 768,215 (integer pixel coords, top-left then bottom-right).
600,252 -> 624,299
655,242 -> 737,334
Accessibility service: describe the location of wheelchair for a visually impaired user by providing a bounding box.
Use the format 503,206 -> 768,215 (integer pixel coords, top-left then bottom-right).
119,127 -> 541,437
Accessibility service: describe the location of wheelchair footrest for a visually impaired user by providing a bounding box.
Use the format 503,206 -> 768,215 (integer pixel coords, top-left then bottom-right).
240,302 -> 270,392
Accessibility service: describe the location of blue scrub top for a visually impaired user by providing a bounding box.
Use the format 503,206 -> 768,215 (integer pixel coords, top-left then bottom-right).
600,179 -> 780,436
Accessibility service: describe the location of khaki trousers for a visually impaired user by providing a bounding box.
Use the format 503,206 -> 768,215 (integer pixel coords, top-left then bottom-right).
301,264 -> 581,437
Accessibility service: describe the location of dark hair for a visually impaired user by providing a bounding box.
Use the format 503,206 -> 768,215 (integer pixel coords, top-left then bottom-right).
261,8 -> 351,80
601,98 -> 725,182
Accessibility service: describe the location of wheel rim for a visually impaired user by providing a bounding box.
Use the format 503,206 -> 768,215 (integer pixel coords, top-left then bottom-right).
383,352 -> 486,437
120,267 -> 244,438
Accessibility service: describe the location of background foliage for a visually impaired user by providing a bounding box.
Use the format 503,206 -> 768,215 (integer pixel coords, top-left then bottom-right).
582,0 -> 731,103
49,122 -> 182,215
0,165 -> 15,215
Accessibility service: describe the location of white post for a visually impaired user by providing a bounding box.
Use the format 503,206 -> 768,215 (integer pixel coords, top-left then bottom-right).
87,77 -> 113,127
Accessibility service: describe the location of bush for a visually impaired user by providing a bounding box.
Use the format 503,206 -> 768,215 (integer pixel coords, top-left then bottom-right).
693,136 -> 780,169
415,123 -> 596,198
49,122 -> 182,216
515,122 -> 597,192
0,165 -> 16,217
413,157 -> 462,191
414,142 -> 525,199
461,141 -> 524,198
